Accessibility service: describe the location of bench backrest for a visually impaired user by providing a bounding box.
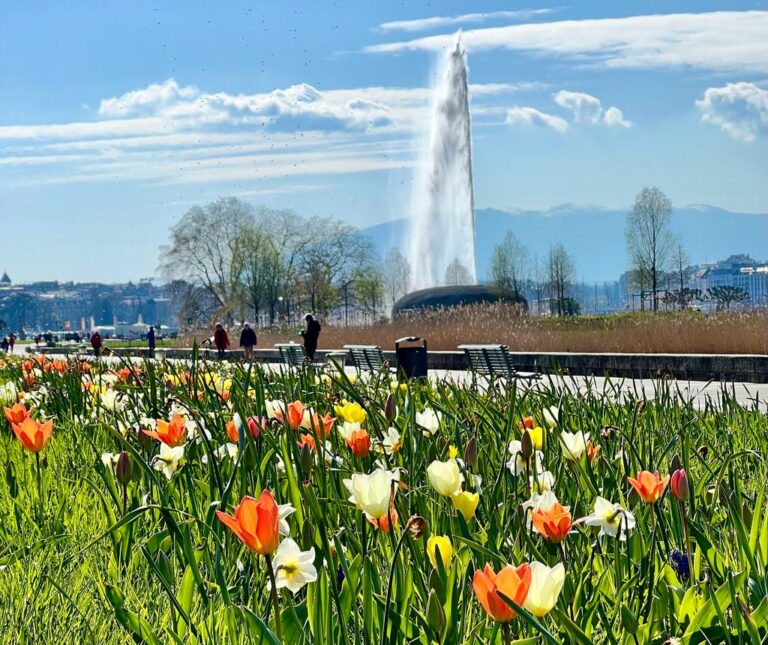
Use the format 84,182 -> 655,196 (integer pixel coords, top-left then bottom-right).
458,344 -> 516,377
275,343 -> 305,366
343,345 -> 385,372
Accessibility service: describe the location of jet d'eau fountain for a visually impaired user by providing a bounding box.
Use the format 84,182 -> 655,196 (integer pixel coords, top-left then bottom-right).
409,38 -> 477,291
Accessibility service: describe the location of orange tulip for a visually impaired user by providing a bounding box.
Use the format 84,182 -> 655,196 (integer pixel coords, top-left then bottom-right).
586,441 -> 600,462
4,403 -> 29,425
34,354 -> 46,365
473,563 -> 532,623
23,359 -> 34,371
310,412 -> 336,439
118,368 -> 131,382
11,416 -> 53,453
277,400 -> 306,430
298,433 -> 317,453
23,371 -> 35,386
531,502 -> 572,543
369,508 -> 398,532
346,429 -> 370,459
226,419 -> 240,444
628,470 -> 669,503
144,414 -> 186,447
519,416 -> 535,430
216,490 -> 280,555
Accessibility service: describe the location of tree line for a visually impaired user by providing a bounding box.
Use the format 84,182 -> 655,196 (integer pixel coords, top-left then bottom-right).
159,197 -> 413,326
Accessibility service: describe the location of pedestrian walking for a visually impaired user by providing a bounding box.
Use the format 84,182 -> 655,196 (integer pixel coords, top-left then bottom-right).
90,330 -> 102,357
8,333 -> 15,353
300,314 -> 321,361
239,322 -> 257,361
0,337 -> 8,353
147,326 -> 156,358
213,323 -> 229,360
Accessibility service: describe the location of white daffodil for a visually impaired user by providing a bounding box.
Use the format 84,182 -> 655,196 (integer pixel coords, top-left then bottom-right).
586,496 -> 636,540
201,442 -> 238,465
416,408 -> 441,435
0,381 -> 18,406
343,468 -> 399,521
543,406 -> 559,428
271,538 -> 318,594
265,399 -> 285,419
101,452 -> 120,473
531,470 -> 556,493
278,503 -> 297,536
524,562 -> 566,617
427,459 -> 464,497
560,431 -> 589,461
381,427 -> 402,456
506,440 -> 543,476
152,443 -> 185,480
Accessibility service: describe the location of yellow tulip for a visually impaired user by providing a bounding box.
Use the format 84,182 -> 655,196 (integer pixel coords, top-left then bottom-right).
427,459 -> 463,497
334,401 -> 367,424
448,445 -> 458,459
452,490 -> 479,521
529,426 -> 545,450
426,535 -> 453,569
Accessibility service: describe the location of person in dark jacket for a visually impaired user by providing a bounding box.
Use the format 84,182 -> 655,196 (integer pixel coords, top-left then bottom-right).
147,326 -> 156,358
300,314 -> 321,361
213,323 -> 229,360
90,331 -> 102,357
239,322 -> 257,361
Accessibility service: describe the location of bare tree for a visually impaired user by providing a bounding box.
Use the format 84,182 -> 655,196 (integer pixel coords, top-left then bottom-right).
354,264 -> 385,321
707,286 -> 749,311
547,243 -> 576,317
382,247 -> 411,307
444,258 -> 472,286
671,240 -> 691,309
159,197 -> 254,320
626,187 -> 675,312
489,231 -> 529,300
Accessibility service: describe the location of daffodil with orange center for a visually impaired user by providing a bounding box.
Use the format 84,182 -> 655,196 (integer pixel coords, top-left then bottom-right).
12,416 -> 54,454
628,470 -> 669,503
472,563 -> 532,623
531,501 -> 572,543
216,490 -> 280,555
144,414 -> 187,447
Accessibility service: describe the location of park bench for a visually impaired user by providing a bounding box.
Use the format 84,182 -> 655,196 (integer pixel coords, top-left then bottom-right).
343,344 -> 391,373
274,342 -> 327,371
458,344 -> 540,381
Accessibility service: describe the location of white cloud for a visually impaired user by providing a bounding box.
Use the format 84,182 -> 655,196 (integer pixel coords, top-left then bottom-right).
365,11 -> 768,74
505,106 -> 569,132
553,90 -> 631,127
378,9 -> 556,33
696,82 -> 768,142
0,78 -> 530,187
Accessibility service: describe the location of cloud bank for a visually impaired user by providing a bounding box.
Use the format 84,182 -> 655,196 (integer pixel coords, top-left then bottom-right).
696,82 -> 768,142
553,91 -> 631,128
378,9 -> 556,33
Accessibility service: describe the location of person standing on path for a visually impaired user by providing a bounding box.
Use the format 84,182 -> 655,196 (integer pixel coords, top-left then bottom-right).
300,314 -> 321,361
8,333 -> 15,353
239,322 -> 257,361
213,323 -> 229,360
147,326 -> 156,358
90,330 -> 102,357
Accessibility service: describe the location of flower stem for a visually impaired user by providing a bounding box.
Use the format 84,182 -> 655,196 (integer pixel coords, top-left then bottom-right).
35,452 -> 44,524
264,553 -> 283,642
380,522 -> 410,645
502,623 -> 513,645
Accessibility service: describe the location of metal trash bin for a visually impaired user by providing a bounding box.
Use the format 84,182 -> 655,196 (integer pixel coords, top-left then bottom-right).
395,336 -> 428,379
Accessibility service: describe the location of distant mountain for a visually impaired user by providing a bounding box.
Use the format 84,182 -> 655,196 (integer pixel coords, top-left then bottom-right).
361,204 -> 768,283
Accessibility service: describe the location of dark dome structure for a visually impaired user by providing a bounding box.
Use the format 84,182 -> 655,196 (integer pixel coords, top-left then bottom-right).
392,284 -> 525,317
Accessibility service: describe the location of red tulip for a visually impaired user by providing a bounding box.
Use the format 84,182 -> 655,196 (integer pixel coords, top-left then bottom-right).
670,469 -> 689,501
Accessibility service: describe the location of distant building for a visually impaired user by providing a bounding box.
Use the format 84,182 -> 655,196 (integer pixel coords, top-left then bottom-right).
698,254 -> 767,307
0,271 -> 10,285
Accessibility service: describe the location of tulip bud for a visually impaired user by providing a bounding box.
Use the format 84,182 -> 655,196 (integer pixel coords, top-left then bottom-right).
520,430 -> 533,460
302,518 -> 315,551
670,469 -> 689,501
384,393 -> 397,422
698,445 -> 709,459
115,451 -> 132,486
406,515 -> 427,540
426,589 -> 445,635
300,443 -> 313,480
463,436 -> 477,468
137,428 -> 154,452
669,454 -> 682,475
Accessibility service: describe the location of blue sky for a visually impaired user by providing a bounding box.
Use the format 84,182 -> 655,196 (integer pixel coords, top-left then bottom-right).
1,1 -> 766,282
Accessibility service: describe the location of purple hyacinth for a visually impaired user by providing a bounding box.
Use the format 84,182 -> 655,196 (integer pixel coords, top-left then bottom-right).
671,549 -> 690,581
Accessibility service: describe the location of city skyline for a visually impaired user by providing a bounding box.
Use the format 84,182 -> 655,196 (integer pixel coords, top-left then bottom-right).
1,1 -> 767,283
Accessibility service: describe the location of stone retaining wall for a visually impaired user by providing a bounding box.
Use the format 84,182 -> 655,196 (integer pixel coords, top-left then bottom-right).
24,345 -> 768,383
